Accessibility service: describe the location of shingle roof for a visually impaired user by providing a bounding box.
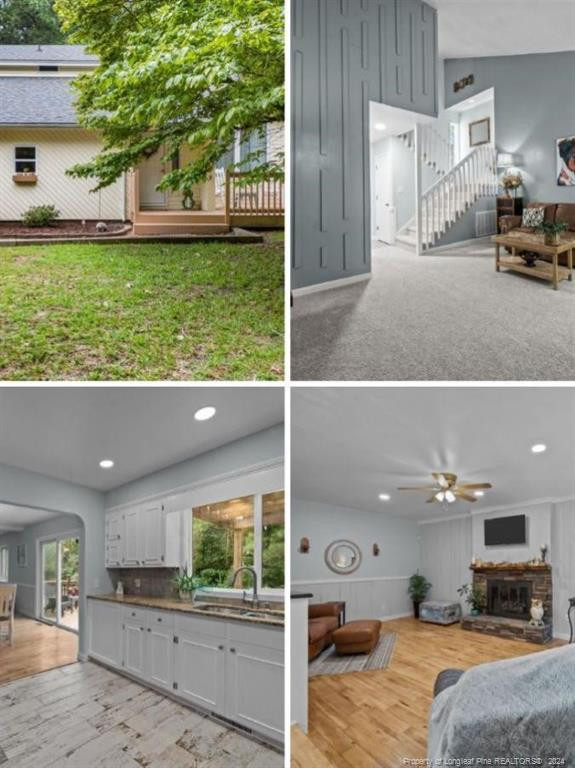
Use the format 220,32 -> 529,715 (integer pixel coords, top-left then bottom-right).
0,45 -> 97,63
0,77 -> 78,125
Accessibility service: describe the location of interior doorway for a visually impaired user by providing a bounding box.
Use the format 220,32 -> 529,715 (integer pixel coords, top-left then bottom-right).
40,533 -> 80,633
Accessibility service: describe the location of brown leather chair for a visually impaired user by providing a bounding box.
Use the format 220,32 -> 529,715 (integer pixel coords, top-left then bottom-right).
308,602 -> 344,660
500,202 -> 575,266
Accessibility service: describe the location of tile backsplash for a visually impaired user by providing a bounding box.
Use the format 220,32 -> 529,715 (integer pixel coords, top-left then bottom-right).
108,568 -> 179,598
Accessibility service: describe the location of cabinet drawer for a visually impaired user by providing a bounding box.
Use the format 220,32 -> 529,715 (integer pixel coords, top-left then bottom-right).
123,606 -> 150,625
228,621 -> 284,651
147,610 -> 174,629
174,613 -> 227,639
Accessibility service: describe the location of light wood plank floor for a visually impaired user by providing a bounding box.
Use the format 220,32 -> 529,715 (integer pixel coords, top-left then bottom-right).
293,617 -> 564,768
0,617 -> 78,685
0,661 -> 283,767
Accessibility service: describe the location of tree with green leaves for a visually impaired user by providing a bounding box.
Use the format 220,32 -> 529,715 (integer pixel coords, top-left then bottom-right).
0,0 -> 66,44
53,0 -> 284,192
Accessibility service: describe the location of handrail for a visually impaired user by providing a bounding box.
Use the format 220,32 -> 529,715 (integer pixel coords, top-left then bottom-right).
226,170 -> 285,217
420,145 -> 497,250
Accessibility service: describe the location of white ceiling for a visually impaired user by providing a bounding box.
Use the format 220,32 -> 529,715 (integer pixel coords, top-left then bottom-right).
427,0 -> 575,59
370,101 -> 433,143
292,388 -> 575,522
0,387 -> 283,492
0,503 -> 60,535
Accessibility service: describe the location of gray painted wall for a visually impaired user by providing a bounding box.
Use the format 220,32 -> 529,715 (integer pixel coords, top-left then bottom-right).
0,514 -> 83,618
445,51 -> 575,204
291,497 -> 420,581
292,0 -> 438,288
0,462 -> 108,658
105,425 -> 284,508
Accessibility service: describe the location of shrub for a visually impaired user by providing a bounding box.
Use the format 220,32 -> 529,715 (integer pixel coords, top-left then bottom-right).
21,205 -> 60,228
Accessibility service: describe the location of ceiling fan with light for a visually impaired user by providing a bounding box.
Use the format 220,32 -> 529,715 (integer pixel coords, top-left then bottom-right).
398,472 -> 492,504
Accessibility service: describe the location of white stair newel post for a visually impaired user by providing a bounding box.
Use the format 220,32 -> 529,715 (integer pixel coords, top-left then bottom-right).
414,123 -> 423,256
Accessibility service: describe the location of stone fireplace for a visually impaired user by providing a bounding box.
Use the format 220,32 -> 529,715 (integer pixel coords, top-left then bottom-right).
461,563 -> 552,644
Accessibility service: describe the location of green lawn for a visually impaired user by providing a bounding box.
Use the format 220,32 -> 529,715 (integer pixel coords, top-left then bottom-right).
0,234 -> 284,381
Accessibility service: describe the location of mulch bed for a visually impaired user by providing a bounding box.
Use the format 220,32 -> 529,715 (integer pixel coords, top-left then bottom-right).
0,220 -> 131,239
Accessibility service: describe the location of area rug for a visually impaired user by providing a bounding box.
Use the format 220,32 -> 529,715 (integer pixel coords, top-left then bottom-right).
309,633 -> 396,677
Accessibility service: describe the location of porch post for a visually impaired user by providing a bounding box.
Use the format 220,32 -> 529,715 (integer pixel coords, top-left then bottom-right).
131,168 -> 140,223
224,169 -> 231,227
414,124 -> 423,257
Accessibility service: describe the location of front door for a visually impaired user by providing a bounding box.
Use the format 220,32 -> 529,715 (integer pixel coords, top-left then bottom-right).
139,153 -> 167,209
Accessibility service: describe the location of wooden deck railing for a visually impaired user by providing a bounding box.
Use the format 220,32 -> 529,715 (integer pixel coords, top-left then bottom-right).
226,171 -> 285,218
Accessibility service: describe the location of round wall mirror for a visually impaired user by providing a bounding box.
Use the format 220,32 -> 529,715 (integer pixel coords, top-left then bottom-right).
324,539 -> 362,574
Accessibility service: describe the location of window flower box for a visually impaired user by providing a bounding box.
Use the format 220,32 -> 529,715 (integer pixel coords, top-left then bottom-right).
13,173 -> 38,185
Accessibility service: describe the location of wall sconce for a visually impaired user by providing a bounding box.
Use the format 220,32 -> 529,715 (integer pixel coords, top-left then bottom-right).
299,537 -> 310,554
453,74 -> 474,93
373,543 -> 380,556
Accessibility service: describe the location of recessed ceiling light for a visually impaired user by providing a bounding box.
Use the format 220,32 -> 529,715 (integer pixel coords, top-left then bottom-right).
99,459 -> 114,469
375,122 -> 386,131
378,493 -> 391,501
474,491 -> 484,498
194,406 -> 216,422
531,443 -> 547,454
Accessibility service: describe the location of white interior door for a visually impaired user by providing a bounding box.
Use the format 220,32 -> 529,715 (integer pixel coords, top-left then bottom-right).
372,147 -> 395,242
139,153 -> 167,209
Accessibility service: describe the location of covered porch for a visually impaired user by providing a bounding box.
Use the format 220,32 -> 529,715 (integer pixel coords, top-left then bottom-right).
129,153 -> 284,236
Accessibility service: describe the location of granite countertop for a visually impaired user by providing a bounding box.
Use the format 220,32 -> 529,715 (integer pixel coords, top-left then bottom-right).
88,593 -> 284,627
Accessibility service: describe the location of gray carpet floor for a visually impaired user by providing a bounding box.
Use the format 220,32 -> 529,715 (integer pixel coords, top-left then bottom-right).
292,240 -> 575,381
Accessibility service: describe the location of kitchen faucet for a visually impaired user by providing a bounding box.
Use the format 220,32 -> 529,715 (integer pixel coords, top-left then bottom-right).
230,566 -> 259,608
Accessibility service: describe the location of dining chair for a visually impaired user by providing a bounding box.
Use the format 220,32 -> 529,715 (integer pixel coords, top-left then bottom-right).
0,584 -> 17,645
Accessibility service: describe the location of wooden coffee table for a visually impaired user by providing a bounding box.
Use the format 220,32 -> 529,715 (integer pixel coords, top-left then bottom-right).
492,231 -> 574,290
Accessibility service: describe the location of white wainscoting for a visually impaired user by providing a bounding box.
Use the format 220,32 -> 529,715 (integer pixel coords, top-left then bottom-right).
291,576 -> 412,621
14,583 -> 36,618
551,500 -> 575,640
419,517 -> 472,611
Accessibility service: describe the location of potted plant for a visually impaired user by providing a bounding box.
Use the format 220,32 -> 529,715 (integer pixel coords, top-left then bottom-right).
172,570 -> 202,602
457,583 -> 485,616
501,171 -> 522,198
537,220 -> 569,246
408,572 -> 432,618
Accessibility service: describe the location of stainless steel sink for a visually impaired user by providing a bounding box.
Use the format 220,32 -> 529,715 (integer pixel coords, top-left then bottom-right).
193,603 -> 283,621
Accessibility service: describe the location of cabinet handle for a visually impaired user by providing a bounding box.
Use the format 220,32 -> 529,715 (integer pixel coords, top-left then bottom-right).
218,645 -> 224,651
131,612 -> 136,617
157,618 -> 162,622
147,628 -> 151,633
230,648 -> 236,653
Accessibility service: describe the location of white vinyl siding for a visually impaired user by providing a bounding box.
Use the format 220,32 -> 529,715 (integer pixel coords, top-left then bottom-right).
0,128 -> 125,221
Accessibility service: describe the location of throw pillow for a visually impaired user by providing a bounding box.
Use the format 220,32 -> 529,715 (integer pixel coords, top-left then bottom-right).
521,207 -> 545,228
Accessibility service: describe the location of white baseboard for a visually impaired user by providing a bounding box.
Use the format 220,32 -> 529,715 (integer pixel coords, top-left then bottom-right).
424,235 -> 491,254
553,631 -> 571,642
379,612 -> 412,622
292,272 -> 371,297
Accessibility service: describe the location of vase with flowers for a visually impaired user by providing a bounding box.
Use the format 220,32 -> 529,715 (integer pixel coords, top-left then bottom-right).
502,171 -> 523,198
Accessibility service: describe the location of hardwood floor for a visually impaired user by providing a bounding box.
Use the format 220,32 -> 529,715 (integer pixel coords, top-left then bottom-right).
0,661 -> 283,767
294,617 -> 564,768
0,617 -> 78,685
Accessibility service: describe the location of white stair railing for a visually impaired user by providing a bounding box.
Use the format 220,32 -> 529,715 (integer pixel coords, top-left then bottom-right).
399,124 -> 455,176
420,145 -> 497,250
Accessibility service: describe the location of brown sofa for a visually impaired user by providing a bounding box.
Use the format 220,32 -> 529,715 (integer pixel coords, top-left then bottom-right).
500,202 -> 575,266
308,602 -> 344,660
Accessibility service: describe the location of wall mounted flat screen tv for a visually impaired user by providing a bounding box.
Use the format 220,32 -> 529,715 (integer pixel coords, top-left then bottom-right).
484,514 -> 526,546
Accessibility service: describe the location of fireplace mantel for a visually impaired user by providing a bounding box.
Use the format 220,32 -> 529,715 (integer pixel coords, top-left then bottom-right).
470,563 -> 551,573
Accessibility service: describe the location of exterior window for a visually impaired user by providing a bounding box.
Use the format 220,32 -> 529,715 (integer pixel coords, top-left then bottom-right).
239,129 -> 267,171
262,491 -> 284,589
0,546 -> 8,582
189,489 -> 284,591
39,66 -> 59,72
171,150 -> 180,171
15,147 -> 36,174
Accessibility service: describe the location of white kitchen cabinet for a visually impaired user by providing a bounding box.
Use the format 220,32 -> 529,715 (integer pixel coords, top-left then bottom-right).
87,599 -> 123,668
140,503 -> 165,566
123,507 -> 141,566
105,510 -> 123,567
227,625 -> 284,743
175,627 -> 227,713
124,612 -> 147,677
88,600 -> 284,747
105,503 -> 180,569
146,611 -> 174,691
